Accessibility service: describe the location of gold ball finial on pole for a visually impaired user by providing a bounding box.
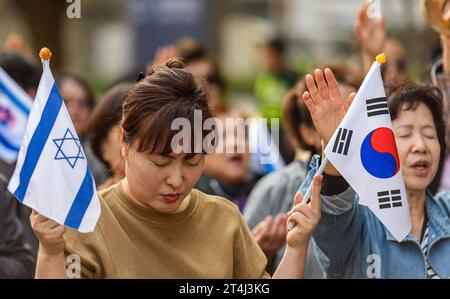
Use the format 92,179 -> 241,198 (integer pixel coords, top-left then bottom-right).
376,53 -> 386,65
39,47 -> 52,61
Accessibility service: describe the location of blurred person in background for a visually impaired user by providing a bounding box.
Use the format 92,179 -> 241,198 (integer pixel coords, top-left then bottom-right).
244,63 -> 361,275
355,3 -> 410,86
176,38 -> 226,115
0,173 -> 34,278
149,38 -> 226,115
57,74 -> 107,186
0,50 -> 41,262
254,37 -> 298,165
0,51 -> 40,179
87,83 -> 133,191
195,108 -> 259,212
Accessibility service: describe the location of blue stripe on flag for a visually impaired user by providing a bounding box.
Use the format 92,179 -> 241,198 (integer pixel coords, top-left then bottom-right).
0,79 -> 30,115
64,166 -> 95,230
0,131 -> 20,152
14,84 -> 62,201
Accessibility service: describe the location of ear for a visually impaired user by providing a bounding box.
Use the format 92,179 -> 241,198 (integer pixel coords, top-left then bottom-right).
119,127 -> 128,159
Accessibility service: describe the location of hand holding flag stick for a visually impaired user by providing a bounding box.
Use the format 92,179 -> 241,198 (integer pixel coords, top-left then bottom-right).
286,175 -> 323,245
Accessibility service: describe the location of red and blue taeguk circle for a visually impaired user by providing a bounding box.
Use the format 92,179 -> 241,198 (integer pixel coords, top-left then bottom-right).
360,127 -> 400,179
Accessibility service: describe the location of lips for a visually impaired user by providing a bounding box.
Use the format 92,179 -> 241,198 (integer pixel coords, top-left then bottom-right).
409,159 -> 430,177
162,194 -> 181,203
228,154 -> 243,163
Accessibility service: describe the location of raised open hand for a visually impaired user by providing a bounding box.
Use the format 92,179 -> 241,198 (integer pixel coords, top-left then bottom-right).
302,68 -> 356,146
355,2 -> 386,57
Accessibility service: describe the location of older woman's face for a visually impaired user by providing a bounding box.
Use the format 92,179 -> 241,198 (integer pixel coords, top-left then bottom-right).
392,103 -> 440,193
121,137 -> 205,214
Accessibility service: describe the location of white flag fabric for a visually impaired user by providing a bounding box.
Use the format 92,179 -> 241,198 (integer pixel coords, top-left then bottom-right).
324,59 -> 412,241
8,59 -> 100,233
0,67 -> 33,163
249,117 -> 285,175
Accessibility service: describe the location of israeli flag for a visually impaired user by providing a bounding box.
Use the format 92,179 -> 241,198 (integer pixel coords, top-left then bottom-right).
8,59 -> 100,233
0,67 -> 32,163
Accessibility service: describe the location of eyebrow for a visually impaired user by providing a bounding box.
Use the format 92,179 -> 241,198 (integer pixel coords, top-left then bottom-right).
395,124 -> 436,130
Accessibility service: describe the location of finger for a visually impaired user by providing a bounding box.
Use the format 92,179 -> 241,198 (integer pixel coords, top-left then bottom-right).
315,69 -> 330,100
305,74 -> 322,104
49,225 -> 66,237
290,202 -> 315,220
310,175 -> 323,215
287,192 -> 304,217
345,92 -> 357,112
287,212 -> 307,228
31,212 -> 50,225
37,218 -> 61,232
302,92 -> 318,119
324,68 -> 342,100
268,215 -> 279,237
252,216 -> 270,236
275,214 -> 288,237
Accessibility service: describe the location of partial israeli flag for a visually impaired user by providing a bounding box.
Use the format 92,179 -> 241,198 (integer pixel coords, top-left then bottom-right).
0,67 -> 33,163
248,117 -> 285,175
8,57 -> 100,233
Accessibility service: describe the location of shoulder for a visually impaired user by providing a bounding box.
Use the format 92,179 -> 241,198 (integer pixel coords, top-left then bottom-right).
250,162 -> 307,197
193,188 -> 239,214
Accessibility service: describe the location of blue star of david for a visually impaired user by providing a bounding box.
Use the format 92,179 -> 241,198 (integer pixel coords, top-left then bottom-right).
53,128 -> 84,168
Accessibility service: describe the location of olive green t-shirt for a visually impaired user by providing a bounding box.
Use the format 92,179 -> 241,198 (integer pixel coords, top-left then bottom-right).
64,181 -> 269,278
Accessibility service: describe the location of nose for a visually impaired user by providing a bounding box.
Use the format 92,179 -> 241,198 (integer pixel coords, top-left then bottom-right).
165,165 -> 183,189
411,133 -> 428,154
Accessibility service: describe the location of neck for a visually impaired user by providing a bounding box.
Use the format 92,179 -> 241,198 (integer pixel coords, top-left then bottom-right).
406,189 -> 427,241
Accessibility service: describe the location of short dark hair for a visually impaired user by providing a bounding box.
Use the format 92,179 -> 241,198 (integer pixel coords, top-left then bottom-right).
387,83 -> 446,159
282,82 -> 316,153
176,38 -> 225,90
121,59 -> 213,156
0,51 -> 40,91
265,37 -> 285,54
87,82 -> 133,165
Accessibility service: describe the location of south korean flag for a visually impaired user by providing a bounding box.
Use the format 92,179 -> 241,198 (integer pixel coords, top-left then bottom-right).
324,54 -> 411,241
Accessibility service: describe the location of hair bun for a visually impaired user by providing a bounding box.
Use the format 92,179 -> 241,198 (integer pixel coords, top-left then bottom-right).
146,58 -> 185,77
165,58 -> 185,69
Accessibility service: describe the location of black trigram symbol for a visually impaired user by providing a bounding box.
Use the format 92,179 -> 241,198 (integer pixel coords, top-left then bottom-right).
366,97 -> 389,117
332,128 -> 353,155
377,189 -> 402,209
